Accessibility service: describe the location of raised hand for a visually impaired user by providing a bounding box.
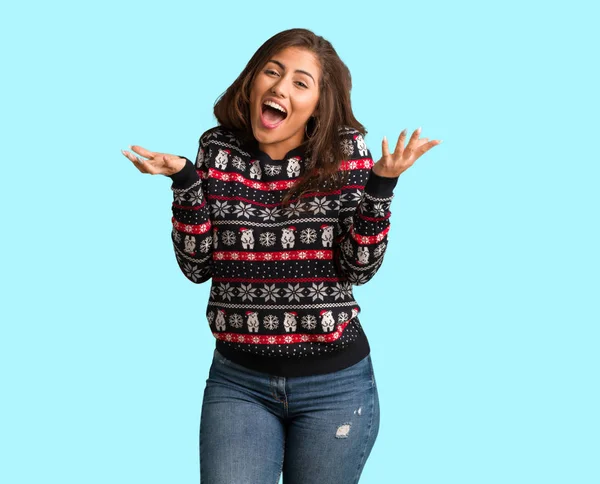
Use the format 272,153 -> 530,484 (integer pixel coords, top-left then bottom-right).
121,145 -> 186,176
372,127 -> 442,178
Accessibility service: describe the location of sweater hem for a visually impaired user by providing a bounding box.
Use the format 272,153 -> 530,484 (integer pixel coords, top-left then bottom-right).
214,323 -> 371,377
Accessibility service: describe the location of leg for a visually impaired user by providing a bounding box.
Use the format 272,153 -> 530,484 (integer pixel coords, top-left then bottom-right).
200,350 -> 286,484
282,354 -> 380,484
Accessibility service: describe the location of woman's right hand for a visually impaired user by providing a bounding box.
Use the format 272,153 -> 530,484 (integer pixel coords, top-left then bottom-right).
121,145 -> 186,176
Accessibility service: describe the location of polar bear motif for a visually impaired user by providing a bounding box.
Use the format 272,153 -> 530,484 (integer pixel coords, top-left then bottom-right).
183,235 -> 196,255
212,227 -> 219,250
320,224 -> 334,247
283,312 -> 298,332
214,309 -> 227,331
320,309 -> 335,332
246,311 -> 260,333
215,149 -> 230,170
357,246 -> 370,265
286,156 -> 301,178
351,307 -> 359,319
240,227 -> 255,249
281,226 -> 296,248
249,160 -> 262,179
354,134 -> 368,157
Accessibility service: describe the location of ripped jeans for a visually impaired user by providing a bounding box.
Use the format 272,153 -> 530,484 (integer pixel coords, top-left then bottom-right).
200,348 -> 380,484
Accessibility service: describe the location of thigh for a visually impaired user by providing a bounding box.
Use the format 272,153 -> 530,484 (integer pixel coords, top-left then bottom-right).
200,350 -> 286,484
282,355 -> 381,484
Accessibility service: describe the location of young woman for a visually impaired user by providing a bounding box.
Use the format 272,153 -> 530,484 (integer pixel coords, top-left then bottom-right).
122,28 -> 440,483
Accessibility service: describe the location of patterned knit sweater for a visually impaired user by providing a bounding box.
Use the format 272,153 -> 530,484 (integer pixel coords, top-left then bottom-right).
168,125 -> 398,377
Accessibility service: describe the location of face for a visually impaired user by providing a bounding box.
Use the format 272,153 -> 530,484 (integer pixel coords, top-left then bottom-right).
249,46 -> 321,160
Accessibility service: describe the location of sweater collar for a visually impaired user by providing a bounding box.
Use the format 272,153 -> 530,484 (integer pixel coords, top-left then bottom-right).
247,137 -> 307,162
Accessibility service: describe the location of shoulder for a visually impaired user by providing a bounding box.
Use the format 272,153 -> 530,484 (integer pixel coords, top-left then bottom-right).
337,125 -> 370,160
199,125 -> 238,147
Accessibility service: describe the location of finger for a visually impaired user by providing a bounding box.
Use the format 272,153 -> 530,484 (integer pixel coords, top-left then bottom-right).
382,136 -> 390,157
123,149 -> 151,174
122,149 -> 142,164
394,129 -> 407,156
130,145 -> 157,160
416,139 -> 442,158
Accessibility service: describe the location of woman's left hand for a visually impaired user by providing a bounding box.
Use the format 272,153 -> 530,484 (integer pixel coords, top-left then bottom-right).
372,127 -> 442,178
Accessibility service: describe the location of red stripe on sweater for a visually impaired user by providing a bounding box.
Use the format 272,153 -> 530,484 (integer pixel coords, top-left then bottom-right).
212,319 -> 352,345
201,158 -> 373,191
171,217 -> 212,234
350,225 -> 390,244
213,249 -> 333,261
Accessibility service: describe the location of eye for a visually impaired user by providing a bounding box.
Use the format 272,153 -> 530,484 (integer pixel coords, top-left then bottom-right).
295,81 -> 308,88
265,69 -> 279,76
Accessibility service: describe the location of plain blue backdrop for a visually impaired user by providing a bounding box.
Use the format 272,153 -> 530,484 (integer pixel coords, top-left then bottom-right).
2,0 -> 598,483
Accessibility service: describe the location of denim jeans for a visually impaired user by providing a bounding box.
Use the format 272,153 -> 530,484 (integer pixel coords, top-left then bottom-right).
200,348 -> 380,483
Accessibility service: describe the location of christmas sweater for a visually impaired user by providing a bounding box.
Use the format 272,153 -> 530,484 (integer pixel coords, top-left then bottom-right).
168,125 -> 398,377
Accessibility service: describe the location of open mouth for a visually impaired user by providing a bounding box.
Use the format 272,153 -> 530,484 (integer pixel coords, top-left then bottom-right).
261,100 -> 288,127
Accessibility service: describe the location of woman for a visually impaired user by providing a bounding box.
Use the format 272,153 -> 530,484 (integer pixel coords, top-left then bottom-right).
122,28 -> 440,483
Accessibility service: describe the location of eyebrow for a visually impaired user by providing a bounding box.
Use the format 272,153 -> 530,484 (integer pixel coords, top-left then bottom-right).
266,59 -> 315,83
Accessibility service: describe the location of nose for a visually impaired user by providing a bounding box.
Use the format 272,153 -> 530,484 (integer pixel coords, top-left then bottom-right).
270,78 -> 289,98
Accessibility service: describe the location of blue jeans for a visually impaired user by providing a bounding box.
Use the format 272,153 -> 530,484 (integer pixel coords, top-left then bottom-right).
200,348 -> 380,483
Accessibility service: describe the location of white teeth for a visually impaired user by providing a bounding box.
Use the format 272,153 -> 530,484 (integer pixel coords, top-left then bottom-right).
263,100 -> 287,114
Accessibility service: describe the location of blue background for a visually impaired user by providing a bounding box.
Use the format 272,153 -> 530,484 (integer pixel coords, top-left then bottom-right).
2,0 -> 598,482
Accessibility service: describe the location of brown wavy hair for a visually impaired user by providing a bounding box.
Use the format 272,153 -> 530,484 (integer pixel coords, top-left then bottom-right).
213,28 -> 367,207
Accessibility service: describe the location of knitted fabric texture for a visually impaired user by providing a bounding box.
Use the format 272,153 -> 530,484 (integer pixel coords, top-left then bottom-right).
168,125 -> 398,376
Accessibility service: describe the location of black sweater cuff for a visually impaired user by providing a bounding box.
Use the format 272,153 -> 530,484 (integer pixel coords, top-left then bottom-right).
364,169 -> 399,198
168,157 -> 199,189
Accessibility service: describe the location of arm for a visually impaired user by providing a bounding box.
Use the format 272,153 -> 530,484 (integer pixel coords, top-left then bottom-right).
168,135 -> 213,284
335,132 -> 399,286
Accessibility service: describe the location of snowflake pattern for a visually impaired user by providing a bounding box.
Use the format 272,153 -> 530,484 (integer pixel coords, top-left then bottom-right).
183,263 -> 202,282
229,314 -> 243,328
306,282 -> 328,301
340,139 -> 355,157
282,283 -> 304,302
264,164 -> 282,176
371,202 -> 387,217
258,207 -> 281,221
341,238 -> 354,258
211,200 -> 230,218
260,284 -> 280,302
221,230 -> 236,246
259,231 -> 276,246
172,229 -> 182,244
373,242 -> 387,258
238,283 -> 257,302
301,315 -> 317,329
231,156 -> 245,170
308,197 -> 331,215
329,283 -> 345,301
217,283 -> 235,301
173,191 -> 187,204
199,238 -> 212,253
233,202 -> 256,219
263,315 -> 279,330
188,188 -> 203,205
223,132 -> 241,146
338,311 -> 349,323
300,228 -> 317,244
284,201 -> 305,218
